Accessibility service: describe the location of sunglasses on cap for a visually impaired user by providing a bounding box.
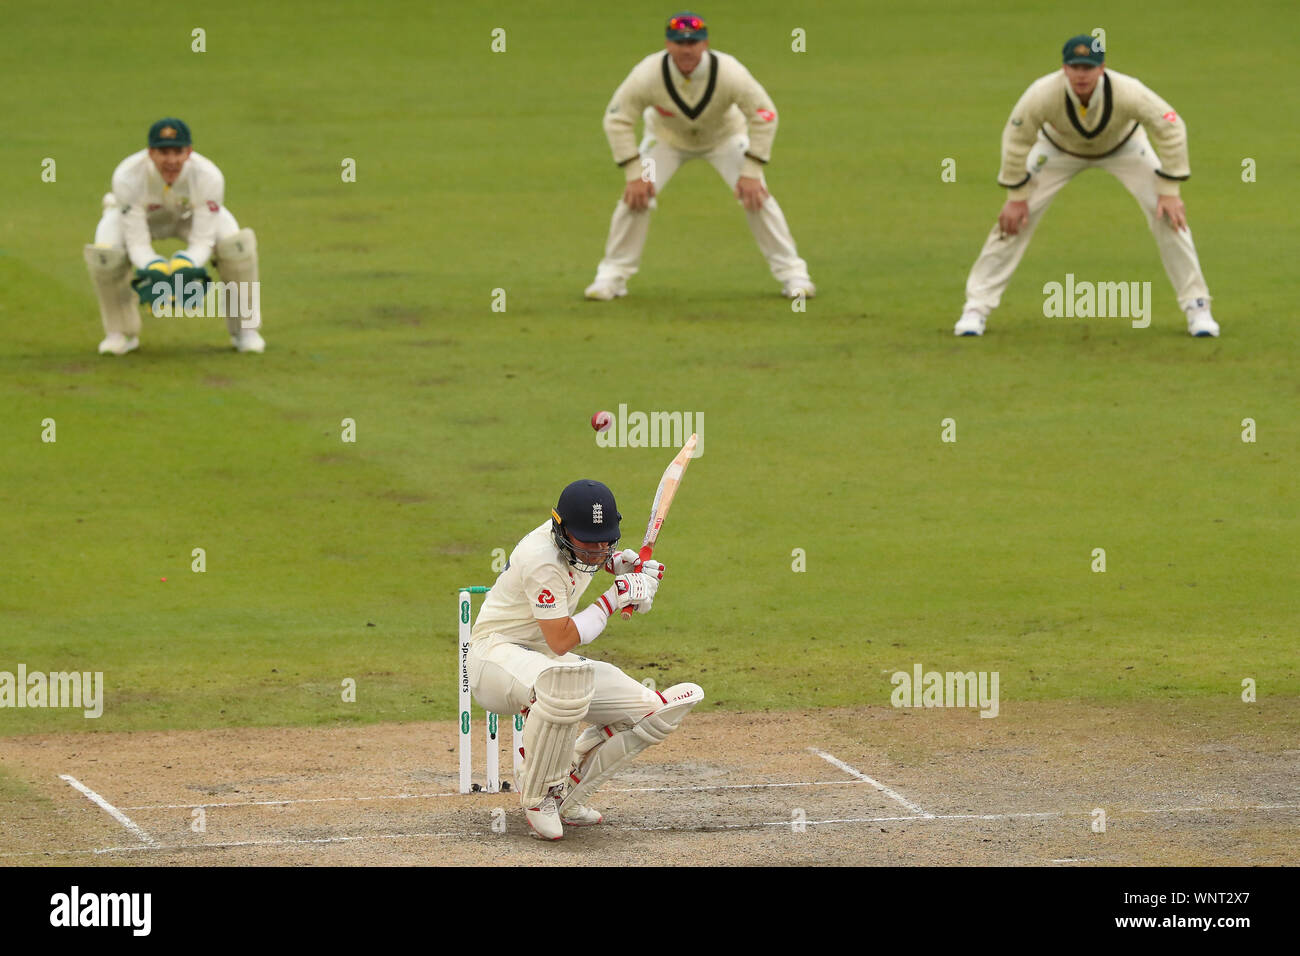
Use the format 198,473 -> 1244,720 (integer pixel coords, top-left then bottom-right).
668,15 -> 706,32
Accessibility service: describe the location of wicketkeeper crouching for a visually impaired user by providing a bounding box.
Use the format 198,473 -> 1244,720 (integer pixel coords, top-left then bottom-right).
84,117 -> 265,355
467,479 -> 704,840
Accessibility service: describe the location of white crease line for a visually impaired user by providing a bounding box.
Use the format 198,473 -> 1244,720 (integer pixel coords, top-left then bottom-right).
4,803 -> 1298,858
121,791 -> 463,811
1134,804 -> 1300,814
809,748 -> 934,818
118,779 -> 866,811
618,811 -> 1064,831
59,774 -> 158,847
611,779 -> 863,793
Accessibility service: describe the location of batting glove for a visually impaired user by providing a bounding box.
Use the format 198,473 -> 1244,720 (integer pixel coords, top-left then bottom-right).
596,571 -> 661,616
604,548 -> 641,575
604,550 -> 667,582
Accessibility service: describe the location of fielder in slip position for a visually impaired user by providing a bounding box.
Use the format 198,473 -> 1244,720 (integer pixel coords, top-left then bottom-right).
955,36 -> 1217,338
466,479 -> 704,840
585,11 -> 814,301
84,118 -> 265,355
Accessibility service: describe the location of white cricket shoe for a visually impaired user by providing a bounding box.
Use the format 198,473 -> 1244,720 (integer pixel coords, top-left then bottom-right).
524,787 -> 565,841
98,333 -> 139,356
782,279 -> 817,299
232,329 -> 266,353
953,310 -> 986,336
584,279 -> 627,301
559,801 -> 603,827
1186,299 -> 1219,338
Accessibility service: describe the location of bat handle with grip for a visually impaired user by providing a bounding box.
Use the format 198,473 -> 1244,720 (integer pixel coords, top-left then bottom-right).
621,545 -> 656,619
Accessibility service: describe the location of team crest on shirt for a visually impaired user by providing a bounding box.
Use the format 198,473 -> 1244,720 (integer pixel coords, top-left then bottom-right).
536,589 -> 556,606
1162,110 -> 1178,123
756,109 -> 775,122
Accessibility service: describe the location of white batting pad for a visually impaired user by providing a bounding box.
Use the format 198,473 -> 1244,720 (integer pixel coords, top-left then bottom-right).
561,682 -> 703,810
517,663 -> 595,804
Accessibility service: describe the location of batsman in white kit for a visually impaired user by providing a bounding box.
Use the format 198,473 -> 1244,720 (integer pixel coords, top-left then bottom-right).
584,12 -> 814,301
467,479 -> 704,840
955,36 -> 1218,338
84,118 -> 265,355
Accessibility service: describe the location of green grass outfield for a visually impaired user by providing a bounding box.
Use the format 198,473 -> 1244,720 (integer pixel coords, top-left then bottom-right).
1,0 -> 1296,733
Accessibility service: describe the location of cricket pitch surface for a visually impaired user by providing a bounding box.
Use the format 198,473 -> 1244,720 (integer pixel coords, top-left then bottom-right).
2,700 -> 1295,866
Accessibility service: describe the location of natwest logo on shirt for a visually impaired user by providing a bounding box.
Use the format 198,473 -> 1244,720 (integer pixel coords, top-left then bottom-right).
207,200 -> 220,212
1162,110 -> 1178,123
756,109 -> 776,122
535,589 -> 556,606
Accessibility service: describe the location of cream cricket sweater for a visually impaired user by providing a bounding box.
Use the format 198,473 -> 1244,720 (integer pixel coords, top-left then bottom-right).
602,49 -> 779,181
997,68 -> 1191,199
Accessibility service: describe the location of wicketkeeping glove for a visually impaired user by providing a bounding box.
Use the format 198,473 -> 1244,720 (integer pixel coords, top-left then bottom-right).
165,253 -> 195,274
131,260 -> 170,305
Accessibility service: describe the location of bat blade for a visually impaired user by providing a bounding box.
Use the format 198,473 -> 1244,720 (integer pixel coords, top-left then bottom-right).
623,433 -> 698,619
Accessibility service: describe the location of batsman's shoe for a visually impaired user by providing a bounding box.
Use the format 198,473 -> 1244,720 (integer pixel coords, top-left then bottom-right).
781,279 -> 816,299
559,801 -> 603,827
525,787 -> 565,841
953,310 -> 986,336
98,333 -> 139,356
584,280 -> 627,301
232,329 -> 266,353
1185,300 -> 1219,338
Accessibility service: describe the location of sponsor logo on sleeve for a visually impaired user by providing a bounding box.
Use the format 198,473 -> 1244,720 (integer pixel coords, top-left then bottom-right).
1162,110 -> 1178,123
756,108 -> 775,122
536,589 -> 556,606
206,200 -> 220,212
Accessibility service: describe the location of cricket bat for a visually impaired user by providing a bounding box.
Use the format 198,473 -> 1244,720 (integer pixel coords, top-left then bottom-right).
622,433 -> 698,619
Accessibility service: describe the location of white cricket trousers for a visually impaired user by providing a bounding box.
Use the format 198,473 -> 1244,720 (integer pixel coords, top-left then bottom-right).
468,634 -> 663,729
964,127 -> 1211,314
593,128 -> 809,285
